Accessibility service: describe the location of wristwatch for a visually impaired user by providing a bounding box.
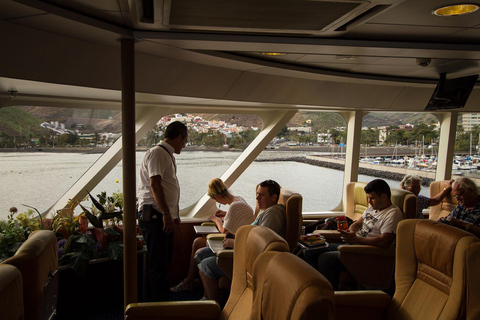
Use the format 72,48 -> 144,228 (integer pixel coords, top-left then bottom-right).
465,223 -> 472,231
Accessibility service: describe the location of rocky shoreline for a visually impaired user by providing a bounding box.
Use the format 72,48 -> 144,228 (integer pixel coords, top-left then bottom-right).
255,156 -> 435,185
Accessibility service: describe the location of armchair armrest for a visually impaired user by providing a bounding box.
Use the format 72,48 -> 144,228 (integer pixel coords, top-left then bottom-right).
334,291 -> 390,320
314,230 -> 342,243
125,301 -> 221,320
338,245 -> 396,290
338,245 -> 395,257
216,249 -> 234,279
206,233 -> 226,240
201,222 -> 216,227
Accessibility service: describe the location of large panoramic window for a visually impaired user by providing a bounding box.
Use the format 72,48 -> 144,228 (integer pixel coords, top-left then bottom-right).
453,113 -> 480,180
358,112 -> 440,197
233,111 -> 348,212
0,106 -> 121,219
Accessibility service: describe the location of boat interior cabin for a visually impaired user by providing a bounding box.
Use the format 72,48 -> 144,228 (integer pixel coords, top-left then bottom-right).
1,0 -> 480,319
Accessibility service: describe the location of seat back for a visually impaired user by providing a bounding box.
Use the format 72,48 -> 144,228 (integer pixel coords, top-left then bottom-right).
339,182 -> 415,290
345,182 -> 369,221
390,188 -> 417,219
278,189 -> 303,252
251,251 -> 334,320
1,230 -> 58,320
345,181 -> 416,220
429,180 -> 459,221
466,242 -> 480,320
0,264 -> 24,320
219,225 -> 289,320
386,219 -> 480,320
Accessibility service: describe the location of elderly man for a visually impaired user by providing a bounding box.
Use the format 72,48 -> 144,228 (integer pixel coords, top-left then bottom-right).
305,179 -> 403,290
441,177 -> 480,238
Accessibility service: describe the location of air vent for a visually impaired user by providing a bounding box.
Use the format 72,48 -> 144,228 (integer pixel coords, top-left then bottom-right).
335,4 -> 391,31
161,0 -> 404,35
167,0 -> 360,31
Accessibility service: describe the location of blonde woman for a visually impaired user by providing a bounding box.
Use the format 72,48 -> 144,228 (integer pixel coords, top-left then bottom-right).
170,178 -> 254,292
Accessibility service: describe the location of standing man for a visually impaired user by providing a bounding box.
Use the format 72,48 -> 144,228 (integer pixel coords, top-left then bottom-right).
137,121 -> 188,301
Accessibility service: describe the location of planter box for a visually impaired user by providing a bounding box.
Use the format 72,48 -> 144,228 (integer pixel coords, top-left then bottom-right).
56,253 -> 146,319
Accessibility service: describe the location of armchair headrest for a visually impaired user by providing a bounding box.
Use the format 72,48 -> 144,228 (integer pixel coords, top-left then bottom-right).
429,180 -> 462,221
252,251 -> 334,320
234,225 -> 289,286
278,188 -> 297,205
279,189 -> 303,252
345,182 -> 368,221
391,188 -> 417,219
414,220 -> 475,290
0,264 -> 24,320
1,230 -> 58,320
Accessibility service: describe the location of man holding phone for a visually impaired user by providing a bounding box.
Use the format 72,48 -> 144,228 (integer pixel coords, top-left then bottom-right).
137,121 -> 188,301
304,179 -> 403,290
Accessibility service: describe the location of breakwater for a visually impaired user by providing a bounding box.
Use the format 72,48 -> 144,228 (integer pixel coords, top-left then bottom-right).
255,155 -> 436,186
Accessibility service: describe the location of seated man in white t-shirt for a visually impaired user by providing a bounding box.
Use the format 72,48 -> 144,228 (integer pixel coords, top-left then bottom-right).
304,179 -> 403,290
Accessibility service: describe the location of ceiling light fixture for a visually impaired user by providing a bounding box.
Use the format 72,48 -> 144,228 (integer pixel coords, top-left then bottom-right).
433,4 -> 479,16
261,52 -> 286,56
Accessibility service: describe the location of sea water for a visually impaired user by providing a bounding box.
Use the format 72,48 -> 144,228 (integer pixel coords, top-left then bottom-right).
0,150 -> 429,219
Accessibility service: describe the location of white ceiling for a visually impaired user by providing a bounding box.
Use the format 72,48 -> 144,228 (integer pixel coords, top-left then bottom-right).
0,0 -> 479,113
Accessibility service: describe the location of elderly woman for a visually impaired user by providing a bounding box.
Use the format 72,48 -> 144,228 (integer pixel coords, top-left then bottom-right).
400,175 -> 453,219
170,178 -> 254,292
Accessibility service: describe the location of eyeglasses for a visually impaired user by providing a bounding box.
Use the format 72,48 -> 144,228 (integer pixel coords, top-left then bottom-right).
453,190 -> 466,199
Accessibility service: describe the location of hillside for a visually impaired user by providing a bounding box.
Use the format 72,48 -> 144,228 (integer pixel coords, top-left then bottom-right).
0,106 -> 439,137
19,106 -> 122,133
0,107 -> 45,136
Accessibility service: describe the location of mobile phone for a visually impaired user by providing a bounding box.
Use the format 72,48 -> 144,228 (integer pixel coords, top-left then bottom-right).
141,205 -> 152,221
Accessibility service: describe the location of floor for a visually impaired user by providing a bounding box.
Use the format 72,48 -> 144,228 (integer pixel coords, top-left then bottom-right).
54,287 -> 205,320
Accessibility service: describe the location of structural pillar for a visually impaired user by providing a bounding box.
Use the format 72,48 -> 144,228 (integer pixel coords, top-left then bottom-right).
337,110 -> 363,211
435,111 -> 458,181
343,110 -> 363,185
120,37 -> 137,308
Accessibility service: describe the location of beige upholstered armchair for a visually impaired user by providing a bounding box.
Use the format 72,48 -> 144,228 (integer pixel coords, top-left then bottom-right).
428,179 -> 459,221
1,230 -> 58,320
127,225 -> 334,320
0,264 -> 24,320
335,181 -> 416,290
335,219 -> 480,320
127,225 -> 289,319
213,188 -> 303,284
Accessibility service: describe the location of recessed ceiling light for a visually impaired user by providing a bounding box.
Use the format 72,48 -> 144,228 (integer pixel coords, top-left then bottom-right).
261,52 -> 286,56
433,4 -> 479,16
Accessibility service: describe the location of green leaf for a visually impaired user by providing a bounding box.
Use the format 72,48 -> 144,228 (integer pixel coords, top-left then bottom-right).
103,227 -> 120,237
72,233 -> 96,246
87,191 -> 106,214
106,241 -> 123,261
79,203 -> 103,228
99,211 -> 123,220
8,242 -> 23,254
68,251 -> 92,277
